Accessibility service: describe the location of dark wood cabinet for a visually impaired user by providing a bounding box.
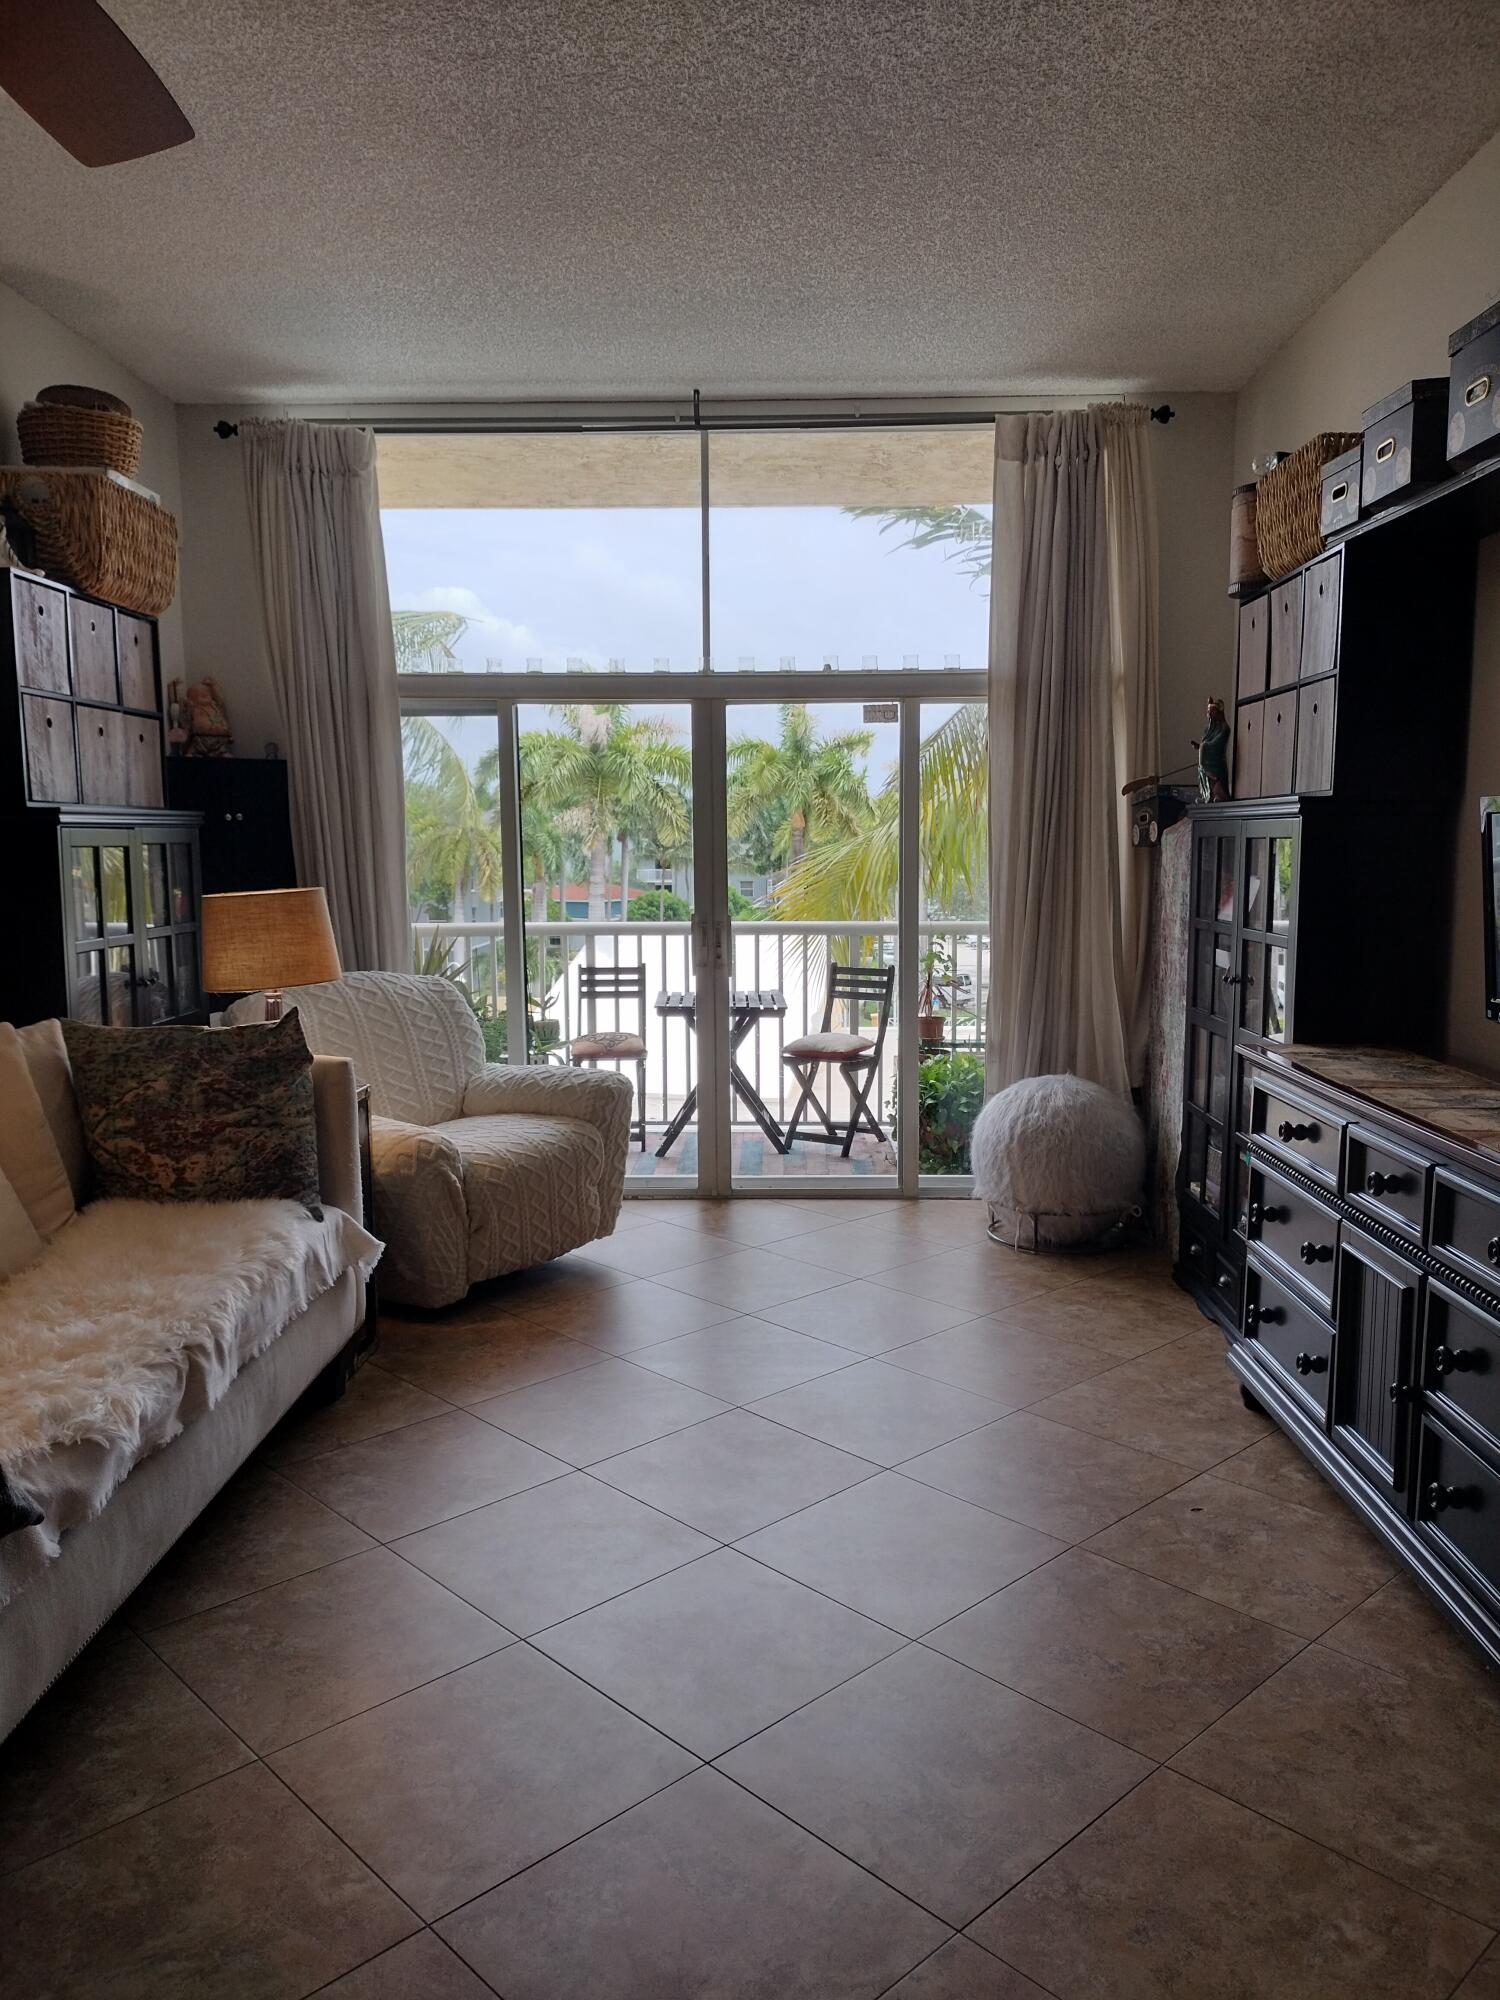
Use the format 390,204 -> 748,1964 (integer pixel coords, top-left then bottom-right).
3,572 -> 201,1028
165,756 -> 297,895
1332,1227 -> 1418,1497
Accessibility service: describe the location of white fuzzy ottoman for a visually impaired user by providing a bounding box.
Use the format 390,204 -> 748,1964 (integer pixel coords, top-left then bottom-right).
972,1072 -> 1145,1251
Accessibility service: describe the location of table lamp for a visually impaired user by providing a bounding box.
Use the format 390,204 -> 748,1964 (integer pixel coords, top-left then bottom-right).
199,887 -> 341,1020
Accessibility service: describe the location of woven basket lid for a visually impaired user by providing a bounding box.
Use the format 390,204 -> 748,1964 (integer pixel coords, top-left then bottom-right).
34,383 -> 134,418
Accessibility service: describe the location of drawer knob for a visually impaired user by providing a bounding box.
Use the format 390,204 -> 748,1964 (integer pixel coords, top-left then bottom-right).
1432,1345 -> 1476,1377
1488,1238 -> 1500,1267
1388,1380 -> 1411,1404
1365,1170 -> 1406,1197
1425,1482 -> 1478,1516
1244,1302 -> 1284,1332
1299,1240 -> 1333,1265
1248,1202 -> 1286,1227
1293,1351 -> 1327,1375
1278,1119 -> 1318,1143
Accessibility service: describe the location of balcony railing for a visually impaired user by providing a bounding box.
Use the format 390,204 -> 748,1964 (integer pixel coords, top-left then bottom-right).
410,918 -> 989,1139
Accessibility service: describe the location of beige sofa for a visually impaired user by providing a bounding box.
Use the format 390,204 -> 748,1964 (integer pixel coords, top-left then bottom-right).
228,973 -> 634,1308
0,1031 -> 375,1741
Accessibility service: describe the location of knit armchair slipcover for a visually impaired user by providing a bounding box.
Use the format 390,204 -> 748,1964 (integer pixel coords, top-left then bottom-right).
228,973 -> 633,1308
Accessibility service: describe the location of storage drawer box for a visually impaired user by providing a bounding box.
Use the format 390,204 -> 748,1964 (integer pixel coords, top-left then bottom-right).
1422,1279 -> 1500,1454
1236,597 -> 1269,700
12,575 -> 69,692
1269,576 -> 1303,688
1414,1416 -> 1500,1613
1318,446 -> 1360,537
69,596 -> 117,704
1359,379 -> 1447,510
1299,553 -> 1339,680
22,694 -> 78,803
1294,679 -> 1335,794
1247,1158 -> 1339,1307
1261,690 -> 1295,796
1345,1126 -> 1428,1243
1233,699 -> 1263,799
1447,297 -> 1500,466
1252,1079 -> 1343,1186
1245,1256 -> 1333,1417
1431,1166 -> 1500,1295
117,613 -> 156,710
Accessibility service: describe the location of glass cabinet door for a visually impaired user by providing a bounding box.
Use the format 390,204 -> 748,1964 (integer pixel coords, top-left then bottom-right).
62,824 -> 202,1027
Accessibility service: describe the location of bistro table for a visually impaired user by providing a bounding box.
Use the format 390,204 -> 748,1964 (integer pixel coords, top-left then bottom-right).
654,987 -> 789,1157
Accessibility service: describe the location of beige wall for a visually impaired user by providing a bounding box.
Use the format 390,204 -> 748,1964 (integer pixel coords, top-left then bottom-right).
0,278 -> 186,681
1233,127 -> 1500,1076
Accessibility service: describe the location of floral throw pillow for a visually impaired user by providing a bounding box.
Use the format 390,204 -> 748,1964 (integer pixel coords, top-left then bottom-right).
62,1011 -> 322,1213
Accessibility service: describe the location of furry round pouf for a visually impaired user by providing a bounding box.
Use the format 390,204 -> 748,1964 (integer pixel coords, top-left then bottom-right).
972,1073 -> 1145,1251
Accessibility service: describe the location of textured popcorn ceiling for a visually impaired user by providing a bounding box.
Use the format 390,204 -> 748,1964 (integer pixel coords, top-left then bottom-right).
2,1 -> 1499,405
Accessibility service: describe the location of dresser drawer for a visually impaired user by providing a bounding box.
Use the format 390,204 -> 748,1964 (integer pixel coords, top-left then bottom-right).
1252,1079 -> 1343,1188
1344,1127 -> 1428,1244
1414,1417 -> 1500,1614
1422,1280 -> 1500,1455
1245,1257 -> 1332,1418
1431,1167 -> 1500,1295
1247,1160 -> 1339,1307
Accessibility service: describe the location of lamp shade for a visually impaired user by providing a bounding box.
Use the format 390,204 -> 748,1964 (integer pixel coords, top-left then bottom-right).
200,888 -> 342,995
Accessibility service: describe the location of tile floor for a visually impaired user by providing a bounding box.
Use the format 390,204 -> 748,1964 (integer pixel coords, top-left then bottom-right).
4,1196 -> 1500,1999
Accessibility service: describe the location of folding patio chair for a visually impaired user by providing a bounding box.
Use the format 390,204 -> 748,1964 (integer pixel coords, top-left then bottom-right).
780,961 -> 895,1158
568,963 -> 649,1150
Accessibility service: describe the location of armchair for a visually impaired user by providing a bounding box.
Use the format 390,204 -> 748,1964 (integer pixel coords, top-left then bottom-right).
228,973 -> 633,1308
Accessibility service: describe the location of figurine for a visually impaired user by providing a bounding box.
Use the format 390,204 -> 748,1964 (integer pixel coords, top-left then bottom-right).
1195,697 -> 1231,803
169,676 -> 234,758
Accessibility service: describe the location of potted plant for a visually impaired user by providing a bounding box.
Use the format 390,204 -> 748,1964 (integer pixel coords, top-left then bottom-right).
916,939 -> 955,1050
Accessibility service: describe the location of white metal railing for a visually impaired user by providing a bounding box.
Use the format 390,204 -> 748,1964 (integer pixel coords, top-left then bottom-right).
410,917 -> 988,1137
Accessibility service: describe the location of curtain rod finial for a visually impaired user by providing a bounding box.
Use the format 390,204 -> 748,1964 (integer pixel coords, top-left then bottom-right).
1149,404 -> 1175,425
213,420 -> 239,439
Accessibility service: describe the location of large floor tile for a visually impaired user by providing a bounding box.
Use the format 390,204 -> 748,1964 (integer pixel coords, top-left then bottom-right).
474,1356 -> 728,1464
1211,1426 -> 1350,1514
887,1937 -> 1053,1998
374,1312 -> 602,1405
1028,1334 -> 1273,1471
987,1280 -> 1198,1362
285,1408 -> 567,1539
974,1770 -> 1486,2000
884,1318 -> 1117,1409
574,1218 -> 734,1277
481,1254 -> 632,1314
272,1645 -> 696,1920
316,1930 -> 497,1998
127,1465 -> 374,1629
507,1277 -> 741,1351
654,1245 -> 844,1311
627,1314 -> 857,1401
719,1644 -> 1149,1927
533,1546 -> 901,1757
394,1470 -> 714,1634
262,1361 -> 451,1465
652,1198 -> 837,1245
438,1766 -> 946,2000
0,1762 -> 417,2000
872,1246 -> 1079,1316
756,1277 -> 979,1352
1455,1941 -> 1500,2000
1320,1573 -> 1497,1692
1085,1472 -> 1394,1638
0,1628 -> 250,1874
901,1410 -> 1193,1541
149,1546 -> 509,1753
777,1216 -> 951,1277
737,1471 -> 1064,1636
591,1406 -> 878,1539
1171,1642 -> 1500,1925
928,1547 -> 1303,1759
750,1359 -> 1006,1465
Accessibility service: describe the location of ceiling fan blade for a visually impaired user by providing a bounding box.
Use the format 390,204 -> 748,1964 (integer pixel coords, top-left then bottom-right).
0,0 -> 193,167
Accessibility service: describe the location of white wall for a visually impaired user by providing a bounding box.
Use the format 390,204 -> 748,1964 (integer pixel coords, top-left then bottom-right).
0,278 -> 185,681
1232,127 -> 1500,1074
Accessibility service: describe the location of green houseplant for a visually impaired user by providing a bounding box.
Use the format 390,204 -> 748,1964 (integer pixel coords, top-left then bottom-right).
890,1048 -> 986,1174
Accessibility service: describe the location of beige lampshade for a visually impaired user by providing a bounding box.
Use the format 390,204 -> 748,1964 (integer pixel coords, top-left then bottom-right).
200,888 -> 342,995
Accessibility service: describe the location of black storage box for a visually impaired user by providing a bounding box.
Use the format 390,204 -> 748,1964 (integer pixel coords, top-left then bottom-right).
1447,298 -> 1500,464
1360,379 -> 1448,510
1318,445 -> 1361,538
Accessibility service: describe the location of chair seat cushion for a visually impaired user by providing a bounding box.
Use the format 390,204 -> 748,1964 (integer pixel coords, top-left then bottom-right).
571,1031 -> 646,1059
783,1030 -> 877,1060
436,1113 -> 606,1283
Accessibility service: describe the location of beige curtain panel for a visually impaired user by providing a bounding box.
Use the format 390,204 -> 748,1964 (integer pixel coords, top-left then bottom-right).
241,420 -> 409,973
986,404 -> 1161,1099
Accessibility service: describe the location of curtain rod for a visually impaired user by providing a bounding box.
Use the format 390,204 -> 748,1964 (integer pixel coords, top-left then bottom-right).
212,397 -> 1175,439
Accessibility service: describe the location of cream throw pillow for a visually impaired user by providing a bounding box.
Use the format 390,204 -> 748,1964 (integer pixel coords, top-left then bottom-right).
0,1166 -> 44,1279
0,1024 -> 76,1238
16,1017 -> 88,1201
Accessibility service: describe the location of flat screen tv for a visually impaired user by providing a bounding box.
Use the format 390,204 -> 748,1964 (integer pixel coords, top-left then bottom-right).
1484,799 -> 1500,1022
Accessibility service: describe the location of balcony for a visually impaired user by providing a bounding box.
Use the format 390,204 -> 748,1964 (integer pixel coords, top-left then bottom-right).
410,918 -> 989,1181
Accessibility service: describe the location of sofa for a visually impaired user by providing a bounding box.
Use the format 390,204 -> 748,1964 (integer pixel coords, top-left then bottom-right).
0,1021 -> 377,1741
227,973 -> 635,1309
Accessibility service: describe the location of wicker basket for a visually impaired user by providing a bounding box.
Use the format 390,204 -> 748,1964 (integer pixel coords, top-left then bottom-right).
0,469 -> 176,614
1254,433 -> 1360,580
17,401 -> 143,478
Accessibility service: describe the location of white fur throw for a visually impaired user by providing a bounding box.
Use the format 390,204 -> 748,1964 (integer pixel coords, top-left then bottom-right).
972,1073 -> 1144,1249
0,1197 -> 379,1477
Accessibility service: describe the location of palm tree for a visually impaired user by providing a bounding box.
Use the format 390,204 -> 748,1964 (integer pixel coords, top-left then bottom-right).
532,705 -> 692,920
392,608 -> 469,671
402,716 -> 502,922
727,703 -> 873,876
846,504 -> 993,585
